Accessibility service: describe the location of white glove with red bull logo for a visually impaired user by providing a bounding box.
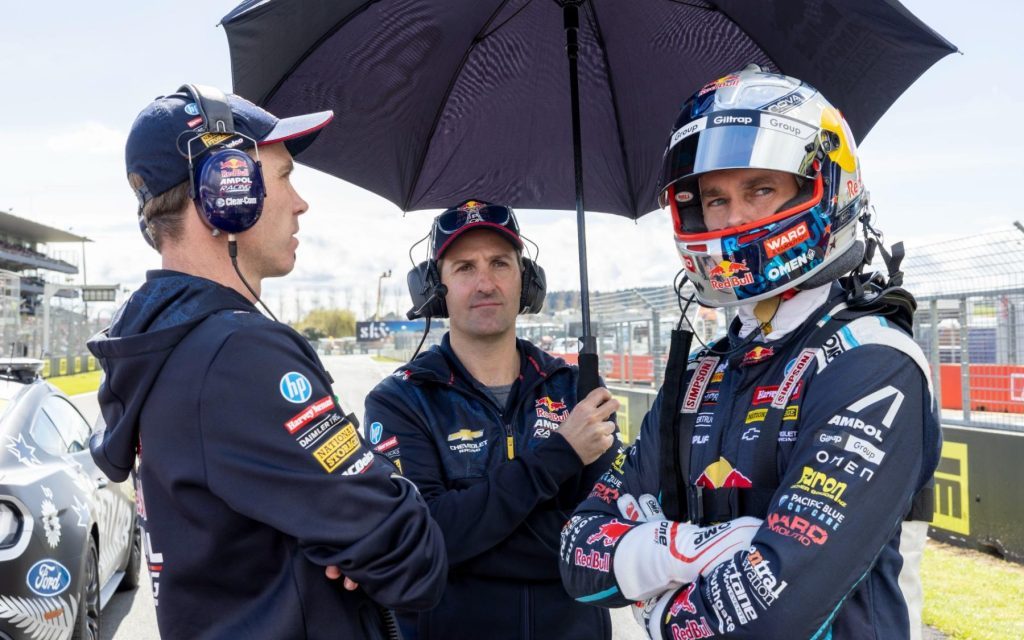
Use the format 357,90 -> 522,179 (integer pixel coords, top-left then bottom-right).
612,493 -> 761,600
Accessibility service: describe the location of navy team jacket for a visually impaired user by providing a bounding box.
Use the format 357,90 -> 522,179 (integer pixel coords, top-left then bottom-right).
560,284 -> 941,639
364,335 -> 615,640
88,270 -> 447,640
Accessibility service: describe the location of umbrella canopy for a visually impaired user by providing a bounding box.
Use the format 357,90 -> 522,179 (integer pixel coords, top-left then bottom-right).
222,0 -> 956,219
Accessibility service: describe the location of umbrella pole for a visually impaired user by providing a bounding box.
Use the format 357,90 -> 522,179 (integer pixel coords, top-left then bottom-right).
561,0 -> 600,399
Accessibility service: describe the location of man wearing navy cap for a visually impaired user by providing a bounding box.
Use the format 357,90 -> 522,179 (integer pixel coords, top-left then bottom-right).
363,200 -> 618,639
88,86 -> 447,639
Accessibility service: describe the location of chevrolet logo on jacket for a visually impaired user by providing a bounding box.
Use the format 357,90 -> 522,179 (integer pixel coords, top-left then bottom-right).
447,429 -> 484,442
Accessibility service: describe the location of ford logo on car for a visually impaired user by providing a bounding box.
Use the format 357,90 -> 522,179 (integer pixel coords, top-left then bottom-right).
26,559 -> 71,597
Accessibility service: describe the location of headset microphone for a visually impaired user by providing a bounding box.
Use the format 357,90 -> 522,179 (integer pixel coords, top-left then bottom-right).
407,284 -> 447,320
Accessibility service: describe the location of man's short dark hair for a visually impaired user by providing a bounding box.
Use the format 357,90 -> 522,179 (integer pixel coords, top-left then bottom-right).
129,173 -> 189,252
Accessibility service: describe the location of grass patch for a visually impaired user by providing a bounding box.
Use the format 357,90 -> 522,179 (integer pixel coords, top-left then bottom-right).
47,370 -> 102,396
371,355 -> 404,364
922,540 -> 1024,639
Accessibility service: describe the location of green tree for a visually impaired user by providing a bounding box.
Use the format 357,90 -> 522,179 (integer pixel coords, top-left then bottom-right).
292,308 -> 357,339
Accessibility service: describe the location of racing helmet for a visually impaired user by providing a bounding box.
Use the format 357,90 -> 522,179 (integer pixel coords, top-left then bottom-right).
659,66 -> 867,307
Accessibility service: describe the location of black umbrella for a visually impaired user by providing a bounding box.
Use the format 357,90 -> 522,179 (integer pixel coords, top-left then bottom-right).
222,0 -> 955,394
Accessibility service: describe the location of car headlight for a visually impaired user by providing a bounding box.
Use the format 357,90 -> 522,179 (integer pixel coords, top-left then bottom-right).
0,500 -> 24,549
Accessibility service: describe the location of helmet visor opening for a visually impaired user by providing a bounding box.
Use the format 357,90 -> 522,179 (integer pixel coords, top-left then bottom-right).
674,172 -> 824,242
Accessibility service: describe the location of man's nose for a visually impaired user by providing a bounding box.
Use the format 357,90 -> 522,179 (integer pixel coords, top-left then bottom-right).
475,269 -> 497,293
726,200 -> 758,227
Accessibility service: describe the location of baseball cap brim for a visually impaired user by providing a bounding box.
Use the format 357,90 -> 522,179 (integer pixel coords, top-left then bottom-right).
435,222 -> 524,260
260,111 -> 334,157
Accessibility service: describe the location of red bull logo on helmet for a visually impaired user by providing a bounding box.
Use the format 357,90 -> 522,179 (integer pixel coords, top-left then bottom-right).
698,74 -> 740,96
696,456 -> 753,489
708,260 -> 754,291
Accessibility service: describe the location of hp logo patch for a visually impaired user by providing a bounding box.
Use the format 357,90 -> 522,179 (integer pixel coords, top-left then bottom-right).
184,102 -> 200,116
279,372 -> 312,404
27,559 -> 71,597
369,421 -> 383,444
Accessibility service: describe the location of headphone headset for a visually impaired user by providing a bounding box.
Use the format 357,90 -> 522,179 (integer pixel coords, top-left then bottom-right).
138,84 -> 266,248
406,253 -> 547,319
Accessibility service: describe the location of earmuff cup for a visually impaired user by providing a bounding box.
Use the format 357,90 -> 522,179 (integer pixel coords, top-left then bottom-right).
406,257 -> 547,319
179,84 -> 266,235
195,148 -> 265,233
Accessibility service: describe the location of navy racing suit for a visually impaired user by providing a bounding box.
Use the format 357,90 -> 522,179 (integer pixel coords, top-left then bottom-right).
88,270 -> 447,640
364,335 -> 616,640
560,283 -> 940,639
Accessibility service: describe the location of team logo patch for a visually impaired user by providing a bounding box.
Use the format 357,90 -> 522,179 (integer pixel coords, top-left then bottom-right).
682,357 -> 720,413
741,345 -> 775,367
279,371 -> 312,404
447,429 -> 487,454
447,429 -> 484,442
374,436 -> 399,453
696,457 -> 752,489
585,520 -> 632,547
312,424 -> 360,473
369,421 -> 383,444
708,260 -> 754,291
341,451 -> 374,476
284,396 -> 334,434
26,560 -> 71,597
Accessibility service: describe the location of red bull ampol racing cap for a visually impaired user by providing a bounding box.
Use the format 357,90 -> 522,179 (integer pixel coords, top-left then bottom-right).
125,87 -> 333,207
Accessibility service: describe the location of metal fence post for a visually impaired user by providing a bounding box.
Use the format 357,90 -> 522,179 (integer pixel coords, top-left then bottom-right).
627,320 -> 634,387
651,310 -> 662,389
929,299 -> 942,423
959,297 -> 971,422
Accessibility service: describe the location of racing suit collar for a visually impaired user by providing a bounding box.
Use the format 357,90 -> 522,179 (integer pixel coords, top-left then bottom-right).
736,283 -> 832,342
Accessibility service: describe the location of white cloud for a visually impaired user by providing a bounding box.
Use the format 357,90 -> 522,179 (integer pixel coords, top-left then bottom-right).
43,122 -> 126,155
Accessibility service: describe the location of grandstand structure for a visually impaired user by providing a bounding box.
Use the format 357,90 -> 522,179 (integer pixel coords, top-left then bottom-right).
0,209 -> 90,358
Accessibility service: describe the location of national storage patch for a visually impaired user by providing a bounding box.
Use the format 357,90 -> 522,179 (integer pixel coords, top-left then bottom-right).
312,423 -> 361,473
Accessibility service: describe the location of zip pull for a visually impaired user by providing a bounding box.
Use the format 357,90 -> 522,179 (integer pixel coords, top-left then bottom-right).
505,424 -> 515,460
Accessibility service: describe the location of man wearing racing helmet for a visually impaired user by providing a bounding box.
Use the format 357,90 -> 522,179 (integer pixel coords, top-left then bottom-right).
560,66 -> 939,640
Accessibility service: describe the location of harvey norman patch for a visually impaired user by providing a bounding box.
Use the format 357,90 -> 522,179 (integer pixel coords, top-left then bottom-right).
312,423 -> 361,473
284,396 -> 335,434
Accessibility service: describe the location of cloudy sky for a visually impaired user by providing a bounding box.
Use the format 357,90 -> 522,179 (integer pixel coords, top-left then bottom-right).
1,1 -> 1020,320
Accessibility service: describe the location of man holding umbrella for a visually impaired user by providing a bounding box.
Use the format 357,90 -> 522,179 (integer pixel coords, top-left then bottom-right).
363,199 -> 620,639
560,67 -> 939,639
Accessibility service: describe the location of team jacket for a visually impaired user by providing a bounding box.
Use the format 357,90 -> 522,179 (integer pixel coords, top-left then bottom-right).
364,335 -> 615,640
560,283 -> 941,640
87,270 -> 447,640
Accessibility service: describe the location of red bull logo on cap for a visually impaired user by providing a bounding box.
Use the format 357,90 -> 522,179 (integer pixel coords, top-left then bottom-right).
708,260 -> 754,291
696,456 -> 753,489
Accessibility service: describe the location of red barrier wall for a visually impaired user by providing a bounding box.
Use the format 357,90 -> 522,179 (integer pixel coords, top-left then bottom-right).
939,364 -> 1024,414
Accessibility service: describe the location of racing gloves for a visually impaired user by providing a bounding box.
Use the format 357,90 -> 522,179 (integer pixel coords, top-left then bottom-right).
612,493 -> 761,600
